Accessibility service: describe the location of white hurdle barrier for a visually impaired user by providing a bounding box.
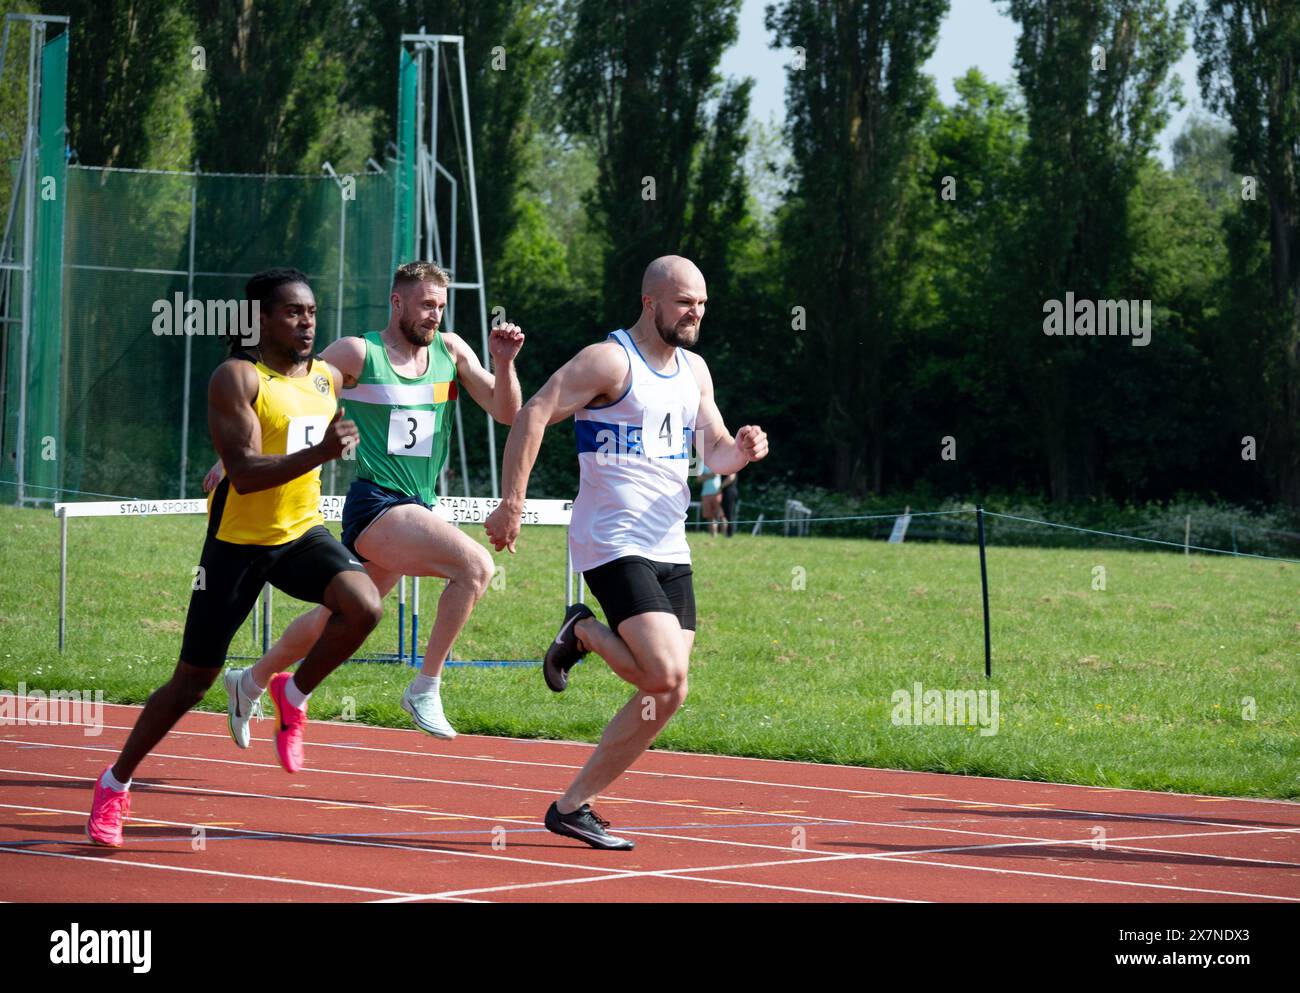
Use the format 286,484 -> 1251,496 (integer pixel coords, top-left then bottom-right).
53,496 -> 585,666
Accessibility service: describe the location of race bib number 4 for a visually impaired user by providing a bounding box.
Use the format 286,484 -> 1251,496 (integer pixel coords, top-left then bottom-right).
388,409 -> 435,457
286,415 -> 330,454
641,405 -> 684,459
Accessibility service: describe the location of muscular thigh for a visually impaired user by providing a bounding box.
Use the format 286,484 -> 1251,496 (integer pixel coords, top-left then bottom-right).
615,611 -> 692,687
355,503 -> 488,580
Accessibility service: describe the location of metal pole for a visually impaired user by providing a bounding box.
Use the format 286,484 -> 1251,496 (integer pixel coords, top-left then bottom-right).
58,508 -> 67,651
1184,515 -> 1191,556
429,41 -> 441,263
261,584 -> 272,655
16,22 -> 39,506
398,574 -> 406,659
455,38 -> 499,497
977,505 -> 991,679
565,541 -> 573,608
411,575 -> 420,666
179,175 -> 197,497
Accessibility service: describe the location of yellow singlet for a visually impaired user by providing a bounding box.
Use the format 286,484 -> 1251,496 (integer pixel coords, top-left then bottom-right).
207,357 -> 337,545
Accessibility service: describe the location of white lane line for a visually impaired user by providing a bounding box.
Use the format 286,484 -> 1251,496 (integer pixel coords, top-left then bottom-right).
15,721 -> 1299,835
0,844 -> 420,898
79,702 -> 1300,808
6,772 -> 1294,904
6,751 -> 1298,871
0,800 -> 900,905
0,793 -> 671,879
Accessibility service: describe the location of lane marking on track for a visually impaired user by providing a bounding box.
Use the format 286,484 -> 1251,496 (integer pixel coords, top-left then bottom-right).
8,738 -> 1294,843
6,765 -> 1299,902
75,704 -> 1300,808
0,843 -> 424,898
5,755 -> 1298,879
8,768 -> 1298,897
45,716 -> 1300,822
0,800 -> 904,904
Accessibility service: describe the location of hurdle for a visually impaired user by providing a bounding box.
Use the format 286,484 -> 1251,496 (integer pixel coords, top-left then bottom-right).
52,496 -> 584,667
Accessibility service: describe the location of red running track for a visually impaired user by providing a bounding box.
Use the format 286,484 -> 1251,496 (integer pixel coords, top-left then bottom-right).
2,703 -> 1298,903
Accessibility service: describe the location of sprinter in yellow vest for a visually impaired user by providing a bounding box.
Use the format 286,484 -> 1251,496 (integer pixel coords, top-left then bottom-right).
210,261 -> 524,743
86,268 -> 382,847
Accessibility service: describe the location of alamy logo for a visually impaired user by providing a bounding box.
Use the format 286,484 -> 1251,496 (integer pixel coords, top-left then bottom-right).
1042,293 -> 1151,347
151,294 -> 260,345
49,924 -> 151,973
0,683 -> 104,736
890,681 -> 1000,736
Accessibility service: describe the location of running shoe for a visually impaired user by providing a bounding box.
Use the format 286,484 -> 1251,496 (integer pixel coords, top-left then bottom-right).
86,768 -> 131,848
543,602 -> 594,693
223,666 -> 263,749
267,672 -> 306,773
544,801 -> 634,851
401,682 -> 457,739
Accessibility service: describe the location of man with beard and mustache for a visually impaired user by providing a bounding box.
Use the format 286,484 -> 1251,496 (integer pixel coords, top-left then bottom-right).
210,262 -> 523,754
484,255 -> 768,850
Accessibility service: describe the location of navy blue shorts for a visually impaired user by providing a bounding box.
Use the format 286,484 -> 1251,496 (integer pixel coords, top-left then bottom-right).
340,478 -> 432,562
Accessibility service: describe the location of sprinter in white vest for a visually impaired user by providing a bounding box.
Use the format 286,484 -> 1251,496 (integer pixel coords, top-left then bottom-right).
485,256 -> 768,850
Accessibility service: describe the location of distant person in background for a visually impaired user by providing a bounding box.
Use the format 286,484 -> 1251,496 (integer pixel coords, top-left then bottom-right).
699,463 -> 725,536
719,472 -> 739,537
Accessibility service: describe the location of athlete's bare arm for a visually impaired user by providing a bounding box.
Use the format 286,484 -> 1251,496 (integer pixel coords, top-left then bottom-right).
442,326 -> 524,425
483,341 -> 628,553
683,351 -> 768,474
203,353 -> 356,492
208,359 -> 358,495
318,336 -> 366,389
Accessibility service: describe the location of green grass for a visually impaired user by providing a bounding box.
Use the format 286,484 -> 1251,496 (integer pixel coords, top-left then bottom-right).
1,504 -> 1296,798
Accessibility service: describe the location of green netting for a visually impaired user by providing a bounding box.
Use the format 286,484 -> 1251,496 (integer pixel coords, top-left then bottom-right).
26,29 -> 65,499
4,163 -> 400,502
393,47 -> 418,271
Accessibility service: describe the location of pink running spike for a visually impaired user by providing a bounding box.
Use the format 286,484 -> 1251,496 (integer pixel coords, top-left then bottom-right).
86,768 -> 131,847
268,673 -> 306,772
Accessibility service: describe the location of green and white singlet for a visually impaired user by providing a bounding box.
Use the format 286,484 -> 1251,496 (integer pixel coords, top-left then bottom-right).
340,331 -> 458,505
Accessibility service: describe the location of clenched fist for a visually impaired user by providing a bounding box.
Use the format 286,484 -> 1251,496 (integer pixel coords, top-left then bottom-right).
489,322 -> 525,365
735,425 -> 768,464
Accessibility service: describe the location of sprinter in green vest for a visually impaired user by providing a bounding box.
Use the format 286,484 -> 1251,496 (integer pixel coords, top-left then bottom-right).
207,261 -> 523,751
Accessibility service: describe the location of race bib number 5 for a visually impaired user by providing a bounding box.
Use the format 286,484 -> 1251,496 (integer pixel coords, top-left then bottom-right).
388,409 -> 435,457
286,415 -> 330,454
641,405 -> 684,459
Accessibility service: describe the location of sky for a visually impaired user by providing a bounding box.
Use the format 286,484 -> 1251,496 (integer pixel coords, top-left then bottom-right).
718,0 -> 1208,167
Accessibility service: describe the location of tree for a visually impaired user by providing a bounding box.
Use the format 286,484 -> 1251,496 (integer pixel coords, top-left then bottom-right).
1196,1 -> 1300,506
44,0 -> 199,169
768,0 -> 948,493
1000,0 -> 1190,501
561,0 -> 749,328
192,0 -> 348,174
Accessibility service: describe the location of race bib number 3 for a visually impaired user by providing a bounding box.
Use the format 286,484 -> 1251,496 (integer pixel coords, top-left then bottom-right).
286,415 -> 330,454
388,409 -> 435,457
641,405 -> 684,459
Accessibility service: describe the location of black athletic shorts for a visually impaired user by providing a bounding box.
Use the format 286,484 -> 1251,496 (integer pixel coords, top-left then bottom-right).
582,555 -> 696,635
179,524 -> 366,668
340,478 -> 432,562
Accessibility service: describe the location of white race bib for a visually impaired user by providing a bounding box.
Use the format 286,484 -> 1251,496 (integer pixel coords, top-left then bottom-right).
387,409 -> 434,457
641,404 -> 683,459
286,415 -> 330,454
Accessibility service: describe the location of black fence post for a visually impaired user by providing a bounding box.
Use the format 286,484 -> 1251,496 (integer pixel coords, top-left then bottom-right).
977,505 -> 991,679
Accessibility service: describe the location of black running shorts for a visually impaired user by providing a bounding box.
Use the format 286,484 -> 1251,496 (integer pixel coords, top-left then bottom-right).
581,555 -> 696,635
179,524 -> 366,668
